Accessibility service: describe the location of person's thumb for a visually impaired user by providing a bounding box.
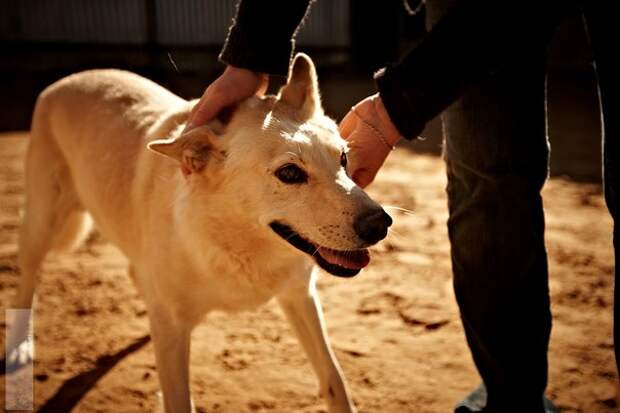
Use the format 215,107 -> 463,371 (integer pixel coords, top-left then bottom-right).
352,168 -> 374,188
185,89 -> 229,132
338,110 -> 358,139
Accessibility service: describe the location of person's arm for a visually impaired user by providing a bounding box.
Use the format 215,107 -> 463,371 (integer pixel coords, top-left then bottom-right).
186,0 -> 313,131
220,0 -> 314,76
375,0 -> 572,140
340,0 -> 573,188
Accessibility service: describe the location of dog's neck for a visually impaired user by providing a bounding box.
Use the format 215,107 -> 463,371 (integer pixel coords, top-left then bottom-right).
170,183 -> 308,280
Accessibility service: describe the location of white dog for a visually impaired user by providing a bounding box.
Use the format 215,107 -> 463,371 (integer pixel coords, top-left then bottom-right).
8,54 -> 392,412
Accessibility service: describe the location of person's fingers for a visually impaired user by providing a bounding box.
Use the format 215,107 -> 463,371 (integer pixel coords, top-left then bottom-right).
186,86 -> 238,131
255,76 -> 268,96
185,95 -> 215,132
338,110 -> 358,139
346,133 -> 376,187
348,147 -> 379,188
186,106 -> 212,132
185,68 -> 268,133
347,129 -> 366,181
345,122 -> 392,188
352,168 -> 375,188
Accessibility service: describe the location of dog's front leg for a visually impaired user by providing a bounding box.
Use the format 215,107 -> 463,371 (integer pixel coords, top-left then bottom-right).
278,278 -> 357,413
148,305 -> 194,413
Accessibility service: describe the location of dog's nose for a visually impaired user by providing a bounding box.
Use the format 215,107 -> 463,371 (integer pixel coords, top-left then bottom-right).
353,208 -> 392,244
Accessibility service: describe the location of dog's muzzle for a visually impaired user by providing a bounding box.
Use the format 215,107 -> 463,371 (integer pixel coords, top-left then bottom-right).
269,221 -> 375,278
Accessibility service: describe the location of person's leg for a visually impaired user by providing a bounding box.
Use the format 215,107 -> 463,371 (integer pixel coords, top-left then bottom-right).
583,1 -> 620,375
444,69 -> 551,413
424,2 -> 554,412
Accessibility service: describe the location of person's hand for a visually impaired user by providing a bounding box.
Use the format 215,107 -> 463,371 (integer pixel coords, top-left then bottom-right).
339,93 -> 403,188
185,66 -> 268,132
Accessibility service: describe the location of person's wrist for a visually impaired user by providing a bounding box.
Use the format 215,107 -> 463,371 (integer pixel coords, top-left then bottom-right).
372,94 -> 403,146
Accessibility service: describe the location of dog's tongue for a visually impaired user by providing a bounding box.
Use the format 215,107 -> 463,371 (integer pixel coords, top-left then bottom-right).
317,247 -> 370,270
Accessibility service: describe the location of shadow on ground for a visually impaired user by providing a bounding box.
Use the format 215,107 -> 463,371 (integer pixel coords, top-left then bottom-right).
36,335 -> 150,413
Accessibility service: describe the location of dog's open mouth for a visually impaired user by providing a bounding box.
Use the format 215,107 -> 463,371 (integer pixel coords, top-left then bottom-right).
269,222 -> 369,278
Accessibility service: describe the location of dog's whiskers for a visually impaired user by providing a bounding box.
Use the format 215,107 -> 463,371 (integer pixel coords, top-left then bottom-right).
283,232 -> 299,243
383,205 -> 415,216
386,228 -> 406,242
311,246 -> 320,257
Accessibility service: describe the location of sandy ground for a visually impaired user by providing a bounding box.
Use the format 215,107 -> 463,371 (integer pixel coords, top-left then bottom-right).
0,131 -> 618,413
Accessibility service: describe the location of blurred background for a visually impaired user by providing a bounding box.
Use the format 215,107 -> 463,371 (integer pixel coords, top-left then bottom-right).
0,0 -> 602,181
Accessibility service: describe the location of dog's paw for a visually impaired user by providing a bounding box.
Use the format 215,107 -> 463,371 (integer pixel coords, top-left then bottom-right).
155,391 -> 196,413
2,339 -> 34,375
155,391 -> 164,413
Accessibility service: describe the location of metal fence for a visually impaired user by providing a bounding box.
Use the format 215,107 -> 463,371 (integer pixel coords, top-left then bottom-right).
0,0 -> 350,47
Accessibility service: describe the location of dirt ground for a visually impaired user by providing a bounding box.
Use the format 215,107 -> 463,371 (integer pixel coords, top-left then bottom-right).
0,131 -> 618,412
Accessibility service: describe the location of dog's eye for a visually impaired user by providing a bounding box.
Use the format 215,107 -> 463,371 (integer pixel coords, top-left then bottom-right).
275,164 -> 308,184
340,152 -> 347,169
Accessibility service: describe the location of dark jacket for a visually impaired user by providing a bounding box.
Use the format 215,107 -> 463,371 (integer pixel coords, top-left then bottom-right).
219,0 -> 573,140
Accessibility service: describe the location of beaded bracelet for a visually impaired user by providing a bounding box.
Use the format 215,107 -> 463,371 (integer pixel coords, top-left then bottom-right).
350,107 -> 396,151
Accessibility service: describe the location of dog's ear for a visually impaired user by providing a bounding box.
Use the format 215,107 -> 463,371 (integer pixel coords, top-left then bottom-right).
147,125 -> 225,175
278,53 -> 322,119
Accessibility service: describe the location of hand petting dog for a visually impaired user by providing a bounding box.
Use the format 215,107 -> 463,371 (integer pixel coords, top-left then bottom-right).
185,66 -> 268,133
187,67 -> 404,189
339,94 -> 403,188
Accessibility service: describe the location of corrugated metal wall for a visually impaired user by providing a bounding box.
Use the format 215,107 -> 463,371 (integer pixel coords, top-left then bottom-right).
155,0 -> 235,45
0,0 -> 350,47
1,0 -> 149,44
297,0 -> 349,47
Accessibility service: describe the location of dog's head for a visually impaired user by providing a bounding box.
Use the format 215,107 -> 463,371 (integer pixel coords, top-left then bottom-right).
149,54 -> 392,277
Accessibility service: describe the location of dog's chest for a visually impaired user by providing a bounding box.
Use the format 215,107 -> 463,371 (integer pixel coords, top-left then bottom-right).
196,250 -> 309,312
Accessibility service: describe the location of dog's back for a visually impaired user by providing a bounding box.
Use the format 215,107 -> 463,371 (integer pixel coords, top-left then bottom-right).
26,70 -> 189,255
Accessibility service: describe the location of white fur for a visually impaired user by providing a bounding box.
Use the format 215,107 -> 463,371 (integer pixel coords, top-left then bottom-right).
11,54 -> 384,412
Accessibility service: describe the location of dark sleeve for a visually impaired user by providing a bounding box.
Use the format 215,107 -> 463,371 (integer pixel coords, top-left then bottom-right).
219,0 -> 314,76
375,0 -> 573,140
